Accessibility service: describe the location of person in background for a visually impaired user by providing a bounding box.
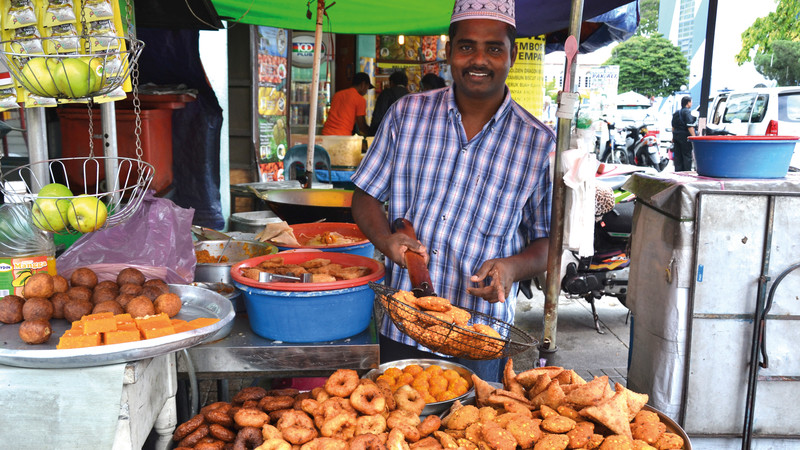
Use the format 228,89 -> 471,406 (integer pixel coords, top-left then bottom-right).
321,72 -> 373,136
368,70 -> 409,136
672,95 -> 697,171
351,0 -> 553,382
420,73 -> 446,91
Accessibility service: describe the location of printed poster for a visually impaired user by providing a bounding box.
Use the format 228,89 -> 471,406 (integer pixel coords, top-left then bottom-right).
507,36 -> 546,118
255,26 -> 289,182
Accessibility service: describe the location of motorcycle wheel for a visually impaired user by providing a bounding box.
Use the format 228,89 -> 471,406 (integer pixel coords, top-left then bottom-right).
614,149 -> 629,165
658,158 -> 669,172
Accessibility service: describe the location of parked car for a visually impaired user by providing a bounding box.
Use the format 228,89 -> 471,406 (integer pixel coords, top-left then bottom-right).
706,86 -> 800,167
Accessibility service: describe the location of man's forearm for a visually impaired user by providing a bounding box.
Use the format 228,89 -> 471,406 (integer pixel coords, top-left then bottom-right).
503,237 -> 550,282
351,188 -> 392,255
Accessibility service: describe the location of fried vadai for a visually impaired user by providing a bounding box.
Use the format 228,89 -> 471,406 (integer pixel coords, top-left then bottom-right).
325,369 -> 360,397
0,295 -> 25,324
22,297 -> 54,321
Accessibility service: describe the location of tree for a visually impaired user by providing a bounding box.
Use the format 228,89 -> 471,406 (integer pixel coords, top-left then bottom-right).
736,0 -> 800,65
636,0 -> 660,37
754,40 -> 800,86
605,34 -> 689,97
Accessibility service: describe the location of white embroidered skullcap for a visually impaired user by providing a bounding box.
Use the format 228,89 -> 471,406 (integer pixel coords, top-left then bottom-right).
450,0 -> 516,28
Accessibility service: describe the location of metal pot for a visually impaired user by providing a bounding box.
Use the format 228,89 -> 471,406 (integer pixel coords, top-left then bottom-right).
263,189 -> 354,224
194,240 -> 277,284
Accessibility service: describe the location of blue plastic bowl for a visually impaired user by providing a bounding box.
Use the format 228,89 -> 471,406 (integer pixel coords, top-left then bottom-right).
689,136 -> 799,178
233,279 -> 383,342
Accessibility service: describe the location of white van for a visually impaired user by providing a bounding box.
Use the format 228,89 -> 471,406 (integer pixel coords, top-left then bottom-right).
706,86 -> 800,167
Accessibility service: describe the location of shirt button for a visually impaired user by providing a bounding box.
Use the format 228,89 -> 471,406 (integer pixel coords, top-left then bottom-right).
441,215 -> 446,220
432,250 -> 438,255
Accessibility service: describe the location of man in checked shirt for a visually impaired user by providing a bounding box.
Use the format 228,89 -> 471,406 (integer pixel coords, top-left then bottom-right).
351,0 -> 554,382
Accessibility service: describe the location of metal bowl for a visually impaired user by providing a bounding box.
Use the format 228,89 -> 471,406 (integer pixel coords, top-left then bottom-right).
194,240 -> 277,284
363,358 -> 475,416
264,189 -> 354,224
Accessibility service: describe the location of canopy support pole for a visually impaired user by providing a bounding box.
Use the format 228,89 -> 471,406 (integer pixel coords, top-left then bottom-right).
540,0 -> 584,360
697,0 -> 718,133
304,0 -> 326,189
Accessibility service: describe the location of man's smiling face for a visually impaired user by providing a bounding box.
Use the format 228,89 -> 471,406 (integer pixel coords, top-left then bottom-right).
447,19 -> 517,102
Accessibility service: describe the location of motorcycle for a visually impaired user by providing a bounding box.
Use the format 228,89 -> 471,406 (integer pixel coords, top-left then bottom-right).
619,124 -> 670,172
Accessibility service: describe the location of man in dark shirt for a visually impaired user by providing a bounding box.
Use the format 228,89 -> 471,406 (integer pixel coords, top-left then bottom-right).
368,70 -> 409,136
672,96 -> 697,171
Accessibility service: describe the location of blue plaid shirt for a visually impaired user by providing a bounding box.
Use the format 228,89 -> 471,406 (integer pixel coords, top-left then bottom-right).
352,85 -> 554,350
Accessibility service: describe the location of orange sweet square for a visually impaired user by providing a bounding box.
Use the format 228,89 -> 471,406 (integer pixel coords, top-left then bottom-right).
117,321 -> 138,331
115,313 -> 134,324
83,316 -> 117,335
134,313 -> 172,330
104,329 -> 141,345
140,325 -> 176,340
82,312 -> 114,321
171,319 -> 192,334
188,317 -> 220,330
57,333 -> 102,350
69,321 -> 84,332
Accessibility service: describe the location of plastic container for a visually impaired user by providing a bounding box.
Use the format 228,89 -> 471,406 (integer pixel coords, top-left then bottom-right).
0,204 -> 57,297
273,222 -> 374,258
57,108 -> 174,194
230,252 -> 384,342
689,135 -> 799,178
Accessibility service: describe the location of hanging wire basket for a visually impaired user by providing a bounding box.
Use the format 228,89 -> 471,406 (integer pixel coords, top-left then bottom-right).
0,156 -> 154,235
0,36 -> 143,99
370,282 -> 537,360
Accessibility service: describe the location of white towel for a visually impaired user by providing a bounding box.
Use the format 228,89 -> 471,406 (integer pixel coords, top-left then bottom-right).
561,149 -> 598,257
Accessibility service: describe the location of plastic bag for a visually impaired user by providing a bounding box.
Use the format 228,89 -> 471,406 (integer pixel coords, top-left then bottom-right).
56,191 -> 196,284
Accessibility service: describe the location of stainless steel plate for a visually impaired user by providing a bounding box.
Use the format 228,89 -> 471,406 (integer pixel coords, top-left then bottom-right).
363,358 -> 475,416
0,284 -> 235,369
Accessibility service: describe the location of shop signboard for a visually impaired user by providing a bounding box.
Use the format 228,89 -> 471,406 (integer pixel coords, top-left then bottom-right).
507,36 -> 546,118
254,26 -> 289,182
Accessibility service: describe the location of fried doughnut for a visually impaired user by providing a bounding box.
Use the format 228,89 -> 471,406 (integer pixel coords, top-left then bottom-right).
262,424 -> 283,441
179,424 -> 210,448
235,408 -> 270,428
209,423 -> 237,442
415,296 -> 451,312
350,433 -> 388,450
195,439 -> 226,450
201,401 -> 230,417
433,431 -> 458,449
386,409 -> 421,429
300,437 -> 349,450
277,410 -> 318,445
416,415 -> 441,438
243,400 -> 260,409
233,426 -> 264,450
386,428 -> 411,450
299,398 -> 321,416
393,385 -> 425,415
356,414 -> 387,435
174,413 -> 205,441
320,413 -> 357,440
207,408 -> 235,428
311,386 -> 330,402
324,369 -> 359,397
375,379 -> 397,411
254,438 -> 292,450
392,424 -> 420,443
350,382 -> 386,415
260,395 -> 296,412
233,386 -> 269,404
267,388 -> 301,397
269,408 -> 294,423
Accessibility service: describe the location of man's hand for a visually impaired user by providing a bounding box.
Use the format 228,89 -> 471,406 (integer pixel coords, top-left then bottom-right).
467,258 -> 514,303
384,232 -> 429,268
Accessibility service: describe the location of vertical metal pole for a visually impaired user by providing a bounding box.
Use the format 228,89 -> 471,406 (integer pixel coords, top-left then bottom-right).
100,102 -> 120,203
541,0 -> 584,356
26,107 -> 49,191
305,0 -> 325,189
697,0 -> 718,132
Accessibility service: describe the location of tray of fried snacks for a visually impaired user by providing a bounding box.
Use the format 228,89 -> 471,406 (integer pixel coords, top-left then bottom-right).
439,359 -> 690,449
370,282 -> 536,360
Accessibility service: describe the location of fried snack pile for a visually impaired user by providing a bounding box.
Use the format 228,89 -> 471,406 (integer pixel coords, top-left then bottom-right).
300,231 -> 362,246
241,257 -> 372,284
374,363 -> 471,404
171,368 -> 442,450
440,360 -> 686,450
381,289 -> 505,360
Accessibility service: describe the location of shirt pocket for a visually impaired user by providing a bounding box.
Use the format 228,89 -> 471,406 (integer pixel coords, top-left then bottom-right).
471,173 -> 520,238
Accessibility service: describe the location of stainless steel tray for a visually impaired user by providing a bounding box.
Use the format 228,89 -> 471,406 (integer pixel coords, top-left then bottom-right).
0,284 -> 235,369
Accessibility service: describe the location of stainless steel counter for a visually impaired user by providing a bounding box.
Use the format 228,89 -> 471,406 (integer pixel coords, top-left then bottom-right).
176,314 -> 380,378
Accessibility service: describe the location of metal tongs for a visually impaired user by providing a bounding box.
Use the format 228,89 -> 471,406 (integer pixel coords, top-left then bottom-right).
258,272 -> 313,283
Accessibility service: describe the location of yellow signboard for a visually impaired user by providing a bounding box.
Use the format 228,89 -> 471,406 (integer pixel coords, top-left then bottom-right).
507,36 -> 545,118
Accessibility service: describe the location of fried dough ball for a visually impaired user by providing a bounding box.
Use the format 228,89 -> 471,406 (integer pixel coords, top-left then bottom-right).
23,273 -> 55,299
70,268 -> 98,289
140,285 -> 165,301
91,288 -> 118,305
19,319 -> 52,344
154,292 -> 182,318
117,267 -> 146,286
52,275 -> 69,294
49,292 -> 70,319
144,278 -> 170,294
66,286 -> 93,303
63,298 -> 93,323
95,280 -> 120,294
126,296 -> 156,318
22,297 -> 54,321
0,295 -> 25,324
115,293 -> 135,309
93,300 -> 125,315
119,283 -> 143,296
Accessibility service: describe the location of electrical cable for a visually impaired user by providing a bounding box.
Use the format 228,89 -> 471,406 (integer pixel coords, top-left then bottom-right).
181,348 -> 200,418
